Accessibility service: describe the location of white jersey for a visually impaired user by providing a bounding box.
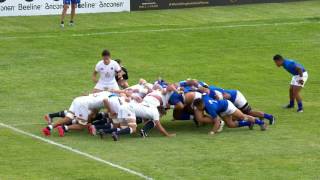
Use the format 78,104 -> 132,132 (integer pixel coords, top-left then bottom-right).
145,90 -> 172,107
95,60 -> 121,87
87,91 -> 112,110
127,83 -> 153,98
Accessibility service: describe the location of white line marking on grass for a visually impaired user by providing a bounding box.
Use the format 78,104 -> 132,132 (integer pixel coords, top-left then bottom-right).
0,21 -> 318,40
0,123 -> 153,180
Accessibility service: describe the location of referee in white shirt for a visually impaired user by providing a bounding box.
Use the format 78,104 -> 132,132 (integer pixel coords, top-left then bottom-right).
92,50 -> 122,92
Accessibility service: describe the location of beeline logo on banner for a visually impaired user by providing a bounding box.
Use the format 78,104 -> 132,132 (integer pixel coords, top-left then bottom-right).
0,0 -> 60,2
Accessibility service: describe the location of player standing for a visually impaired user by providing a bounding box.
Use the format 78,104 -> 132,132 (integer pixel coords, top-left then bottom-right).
92,50 -> 122,92
60,0 -> 80,28
273,55 -> 308,112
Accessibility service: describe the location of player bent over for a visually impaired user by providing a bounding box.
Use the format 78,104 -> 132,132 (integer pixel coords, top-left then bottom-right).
273,55 -> 308,112
193,94 -> 267,135
42,91 -> 112,137
98,104 -> 137,141
60,0 -> 80,28
203,86 -> 275,125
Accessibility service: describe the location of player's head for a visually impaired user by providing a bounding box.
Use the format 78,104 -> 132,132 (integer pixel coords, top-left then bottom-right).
193,98 -> 205,110
273,54 -> 284,67
101,49 -> 111,62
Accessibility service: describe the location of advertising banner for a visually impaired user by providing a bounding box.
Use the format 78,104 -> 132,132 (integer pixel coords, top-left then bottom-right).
0,0 -> 130,17
131,0 -> 301,10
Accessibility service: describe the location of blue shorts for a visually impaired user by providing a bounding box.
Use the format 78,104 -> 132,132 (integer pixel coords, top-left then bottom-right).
63,0 -> 80,5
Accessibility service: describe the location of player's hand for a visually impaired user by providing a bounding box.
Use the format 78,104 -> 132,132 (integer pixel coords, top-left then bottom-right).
298,79 -> 304,85
92,78 -> 98,83
167,133 -> 176,137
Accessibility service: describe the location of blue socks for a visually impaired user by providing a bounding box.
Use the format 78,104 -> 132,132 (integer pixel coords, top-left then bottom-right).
297,101 -> 303,110
289,100 -> 294,107
255,119 -> 264,125
263,113 -> 273,121
238,120 -> 251,127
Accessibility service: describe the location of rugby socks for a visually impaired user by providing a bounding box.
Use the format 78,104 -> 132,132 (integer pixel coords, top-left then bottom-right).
238,120 -> 251,127
263,113 -> 273,121
102,128 -> 118,134
95,122 -> 113,131
49,110 -> 66,119
297,101 -> 303,110
116,127 -> 132,135
142,121 -> 155,133
47,124 -> 53,131
289,100 -> 294,107
255,119 -> 265,125
62,125 -> 69,132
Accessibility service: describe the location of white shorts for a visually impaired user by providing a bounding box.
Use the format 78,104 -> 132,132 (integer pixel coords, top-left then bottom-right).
234,91 -> 247,109
117,104 -> 136,120
66,97 -> 90,124
129,103 -> 160,121
220,100 -> 237,117
94,81 -> 120,91
290,72 -> 308,87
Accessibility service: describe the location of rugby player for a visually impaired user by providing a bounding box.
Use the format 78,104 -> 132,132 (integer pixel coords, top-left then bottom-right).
273,55 -> 308,112
131,86 -> 176,138
42,91 -> 115,137
115,59 -> 129,89
202,86 -> 275,125
92,50 -> 122,92
193,94 -> 267,134
60,0 -> 80,28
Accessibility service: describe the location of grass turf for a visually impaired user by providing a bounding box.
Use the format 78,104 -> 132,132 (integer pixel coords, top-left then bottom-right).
0,0 -> 320,179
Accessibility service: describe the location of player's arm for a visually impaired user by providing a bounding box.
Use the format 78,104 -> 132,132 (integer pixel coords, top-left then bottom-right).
154,120 -> 175,137
103,99 -> 116,117
295,66 -> 304,85
92,70 -> 98,83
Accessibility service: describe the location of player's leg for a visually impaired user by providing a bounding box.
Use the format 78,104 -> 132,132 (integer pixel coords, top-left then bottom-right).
293,86 -> 303,112
60,0 -> 70,28
44,110 -> 67,124
232,109 -> 267,131
70,1 -> 78,26
58,120 -> 88,137
111,119 -> 137,141
42,116 -> 72,136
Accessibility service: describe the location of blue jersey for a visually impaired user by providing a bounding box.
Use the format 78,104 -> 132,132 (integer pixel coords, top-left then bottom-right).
208,86 -> 237,103
283,59 -> 306,76
223,90 -> 237,103
154,79 -> 168,88
169,92 -> 184,105
202,94 -> 228,119
179,80 -> 208,93
208,86 -> 223,98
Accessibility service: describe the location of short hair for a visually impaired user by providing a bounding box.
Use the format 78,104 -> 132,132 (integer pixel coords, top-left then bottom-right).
273,54 -> 283,61
193,98 -> 203,107
115,59 -> 121,64
101,49 -> 111,57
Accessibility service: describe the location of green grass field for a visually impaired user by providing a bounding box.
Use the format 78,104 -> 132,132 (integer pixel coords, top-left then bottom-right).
1,1 -> 320,179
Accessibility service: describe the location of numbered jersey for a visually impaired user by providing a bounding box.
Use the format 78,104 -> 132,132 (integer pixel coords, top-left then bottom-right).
95,60 -> 121,86
202,94 -> 228,118
87,91 -> 112,110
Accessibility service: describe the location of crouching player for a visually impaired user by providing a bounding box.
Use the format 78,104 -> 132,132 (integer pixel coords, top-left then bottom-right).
203,86 -> 275,125
273,55 -> 308,112
42,91 -> 112,137
193,94 -> 267,135
98,104 -> 137,141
